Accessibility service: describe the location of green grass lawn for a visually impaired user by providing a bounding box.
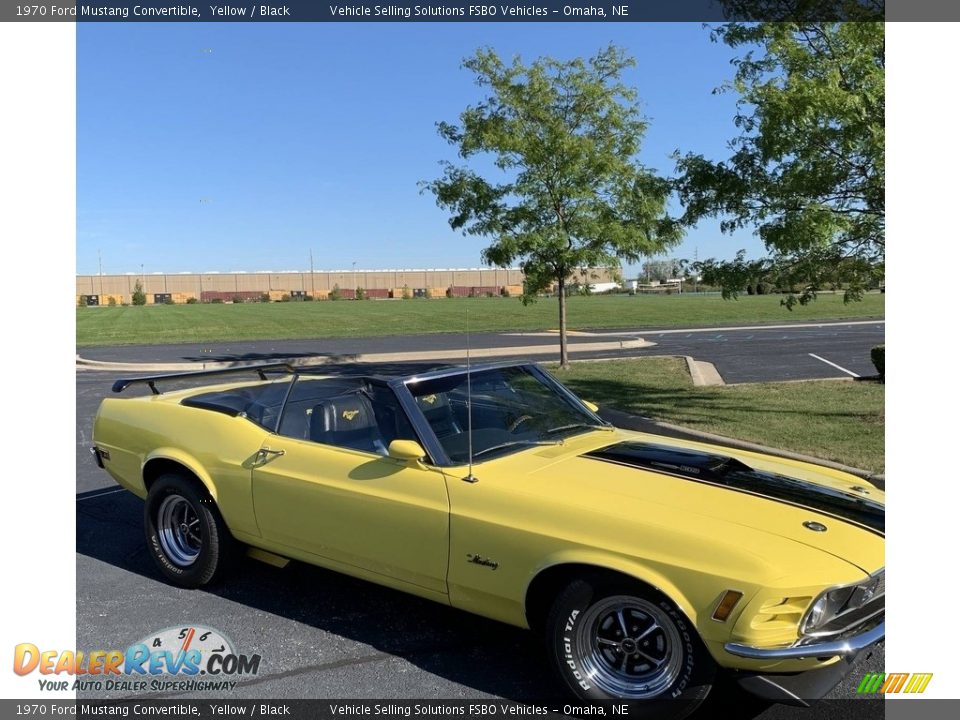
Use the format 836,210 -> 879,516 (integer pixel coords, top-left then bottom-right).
76,292 -> 884,347
550,357 -> 884,474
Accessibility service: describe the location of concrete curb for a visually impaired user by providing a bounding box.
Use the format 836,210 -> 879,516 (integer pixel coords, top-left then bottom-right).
683,356 -> 725,386
598,407 -> 884,488
75,337 -> 654,373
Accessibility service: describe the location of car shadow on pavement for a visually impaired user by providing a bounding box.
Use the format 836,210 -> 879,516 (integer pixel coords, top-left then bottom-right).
76,487 -> 774,717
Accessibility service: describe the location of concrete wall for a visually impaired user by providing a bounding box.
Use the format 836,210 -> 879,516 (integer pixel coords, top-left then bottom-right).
76,267 -> 618,303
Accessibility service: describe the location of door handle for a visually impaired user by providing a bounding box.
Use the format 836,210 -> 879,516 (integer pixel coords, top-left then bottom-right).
255,447 -> 286,465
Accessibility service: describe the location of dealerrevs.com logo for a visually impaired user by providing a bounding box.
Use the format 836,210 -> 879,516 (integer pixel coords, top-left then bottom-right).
13,626 -> 261,693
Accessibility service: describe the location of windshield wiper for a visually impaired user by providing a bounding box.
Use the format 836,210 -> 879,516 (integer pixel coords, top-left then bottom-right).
472,440 -> 561,459
544,422 -> 614,436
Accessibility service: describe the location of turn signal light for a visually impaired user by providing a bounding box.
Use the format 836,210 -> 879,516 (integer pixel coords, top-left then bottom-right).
712,590 -> 744,622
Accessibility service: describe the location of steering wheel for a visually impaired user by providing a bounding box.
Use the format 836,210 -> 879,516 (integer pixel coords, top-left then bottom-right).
508,414 -> 534,433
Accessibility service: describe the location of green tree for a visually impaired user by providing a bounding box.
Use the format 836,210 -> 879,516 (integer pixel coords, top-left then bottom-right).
424,46 -> 681,367
676,19 -> 884,307
131,279 -> 146,306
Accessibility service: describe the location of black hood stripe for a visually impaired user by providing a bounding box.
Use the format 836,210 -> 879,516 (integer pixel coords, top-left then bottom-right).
583,442 -> 884,537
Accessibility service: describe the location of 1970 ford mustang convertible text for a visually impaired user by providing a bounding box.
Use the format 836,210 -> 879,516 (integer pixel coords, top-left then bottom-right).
92,361 -> 884,716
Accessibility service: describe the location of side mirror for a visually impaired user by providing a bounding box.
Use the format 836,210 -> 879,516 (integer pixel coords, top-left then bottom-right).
583,400 -> 600,413
388,439 -> 427,464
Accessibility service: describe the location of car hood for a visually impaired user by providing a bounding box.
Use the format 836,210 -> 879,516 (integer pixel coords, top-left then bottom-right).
518,431 -> 885,575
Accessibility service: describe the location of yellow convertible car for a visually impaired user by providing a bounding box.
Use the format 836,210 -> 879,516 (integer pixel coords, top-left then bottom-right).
92,361 -> 883,715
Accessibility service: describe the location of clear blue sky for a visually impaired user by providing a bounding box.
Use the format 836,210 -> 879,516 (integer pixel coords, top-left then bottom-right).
77,22 -> 760,277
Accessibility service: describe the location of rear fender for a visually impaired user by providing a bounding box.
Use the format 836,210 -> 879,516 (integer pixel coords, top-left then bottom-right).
143,448 -> 218,502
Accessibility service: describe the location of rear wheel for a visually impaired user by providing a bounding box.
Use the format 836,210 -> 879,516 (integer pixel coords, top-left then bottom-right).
546,578 -> 715,718
144,473 -> 235,588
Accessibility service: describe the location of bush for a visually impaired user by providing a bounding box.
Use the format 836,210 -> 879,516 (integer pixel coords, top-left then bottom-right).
871,345 -> 884,382
445,288 -> 453,298
210,298 -> 224,304
231,295 -> 245,304
107,296 -> 117,307
356,287 -> 366,300
745,284 -> 755,296
329,285 -> 341,301
186,297 -> 199,304
131,280 -> 146,306
163,297 -> 175,305
303,294 -> 314,301
260,293 -> 270,303
757,281 -> 774,295
279,294 -> 291,302
402,285 -> 412,300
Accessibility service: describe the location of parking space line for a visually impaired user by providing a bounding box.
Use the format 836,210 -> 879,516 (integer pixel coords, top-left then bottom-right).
76,487 -> 126,501
808,353 -> 861,378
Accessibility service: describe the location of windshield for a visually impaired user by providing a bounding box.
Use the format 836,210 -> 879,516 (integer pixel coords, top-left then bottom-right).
405,366 -> 607,463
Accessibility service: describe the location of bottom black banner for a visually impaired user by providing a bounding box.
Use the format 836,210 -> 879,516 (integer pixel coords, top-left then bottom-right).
0,699 -> 894,720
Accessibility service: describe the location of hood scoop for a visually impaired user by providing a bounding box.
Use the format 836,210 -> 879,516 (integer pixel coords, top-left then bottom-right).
583,442 -> 884,536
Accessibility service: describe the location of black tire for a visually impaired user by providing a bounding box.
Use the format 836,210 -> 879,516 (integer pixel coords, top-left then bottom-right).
545,578 -> 715,718
144,473 -> 235,588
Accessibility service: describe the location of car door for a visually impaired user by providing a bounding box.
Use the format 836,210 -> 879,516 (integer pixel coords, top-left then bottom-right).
250,380 -> 450,595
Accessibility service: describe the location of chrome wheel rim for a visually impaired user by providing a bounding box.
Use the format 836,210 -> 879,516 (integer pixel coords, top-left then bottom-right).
575,596 -> 684,699
157,494 -> 202,567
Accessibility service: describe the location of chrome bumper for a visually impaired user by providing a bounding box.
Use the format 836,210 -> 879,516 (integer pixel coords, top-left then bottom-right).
724,619 -> 884,660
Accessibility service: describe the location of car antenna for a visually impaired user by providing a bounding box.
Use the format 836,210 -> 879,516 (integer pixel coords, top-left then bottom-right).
463,298 -> 478,484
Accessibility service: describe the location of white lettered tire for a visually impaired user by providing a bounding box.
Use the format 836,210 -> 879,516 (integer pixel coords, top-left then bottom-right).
546,578 -> 714,718
144,474 -> 235,588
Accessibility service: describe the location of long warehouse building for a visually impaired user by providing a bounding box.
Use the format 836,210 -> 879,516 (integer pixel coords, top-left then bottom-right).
76,267 -> 619,305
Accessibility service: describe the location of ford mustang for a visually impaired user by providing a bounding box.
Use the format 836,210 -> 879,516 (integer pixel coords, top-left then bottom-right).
91,361 -> 884,716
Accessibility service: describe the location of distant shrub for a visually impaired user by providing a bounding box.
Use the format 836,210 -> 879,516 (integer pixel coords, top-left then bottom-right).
757,282 -> 774,295
186,297 -> 199,304
231,295 -> 245,304
302,294 -> 314,301
500,286 -> 509,297
423,288 -> 432,299
260,293 -> 270,303
445,288 -> 453,298
210,298 -> 224,304
356,287 -> 366,300
107,296 -> 117,307
871,345 -> 884,382
745,284 -> 756,296
402,285 -> 412,300
329,285 -> 341,301
131,280 -> 146,306
164,297 -> 175,305
279,294 -> 291,302
78,296 -> 85,307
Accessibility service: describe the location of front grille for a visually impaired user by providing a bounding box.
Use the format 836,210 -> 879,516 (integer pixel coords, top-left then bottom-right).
807,569 -> 885,638
810,595 -> 884,637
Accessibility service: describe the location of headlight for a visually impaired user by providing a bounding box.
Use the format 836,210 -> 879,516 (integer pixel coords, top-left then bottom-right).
801,587 -> 854,633
800,570 -> 884,635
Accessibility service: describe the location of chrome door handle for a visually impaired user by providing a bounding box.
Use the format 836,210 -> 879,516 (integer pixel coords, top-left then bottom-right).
255,447 -> 286,464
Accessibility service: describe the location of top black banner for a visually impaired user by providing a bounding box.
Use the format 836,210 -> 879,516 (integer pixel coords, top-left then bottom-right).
8,0 -> 936,23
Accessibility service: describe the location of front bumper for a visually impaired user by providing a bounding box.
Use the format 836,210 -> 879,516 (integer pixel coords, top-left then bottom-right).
724,619 -> 884,660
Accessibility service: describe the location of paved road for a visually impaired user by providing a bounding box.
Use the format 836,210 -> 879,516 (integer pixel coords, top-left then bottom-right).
76,367 -> 882,715
80,319 -> 884,384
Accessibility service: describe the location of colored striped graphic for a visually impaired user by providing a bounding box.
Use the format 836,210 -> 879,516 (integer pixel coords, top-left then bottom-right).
857,672 -> 933,694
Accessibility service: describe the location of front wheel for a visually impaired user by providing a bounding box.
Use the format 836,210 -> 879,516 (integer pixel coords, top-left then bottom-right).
144,474 -> 235,588
546,579 -> 714,718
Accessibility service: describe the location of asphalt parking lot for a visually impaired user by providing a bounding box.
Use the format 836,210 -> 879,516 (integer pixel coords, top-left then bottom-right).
76,356 -> 883,717
79,319 -> 885,384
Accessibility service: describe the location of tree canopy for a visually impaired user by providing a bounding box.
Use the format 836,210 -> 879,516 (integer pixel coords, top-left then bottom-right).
424,46 -> 681,366
675,20 -> 884,306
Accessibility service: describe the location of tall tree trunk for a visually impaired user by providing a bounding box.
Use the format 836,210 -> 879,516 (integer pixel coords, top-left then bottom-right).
557,276 -> 568,368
